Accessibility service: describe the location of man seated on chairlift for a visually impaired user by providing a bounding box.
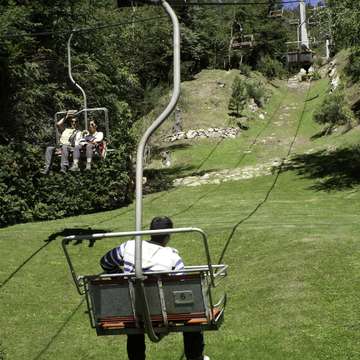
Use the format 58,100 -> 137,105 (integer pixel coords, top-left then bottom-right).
100,216 -> 210,360
70,119 -> 104,172
41,110 -> 82,175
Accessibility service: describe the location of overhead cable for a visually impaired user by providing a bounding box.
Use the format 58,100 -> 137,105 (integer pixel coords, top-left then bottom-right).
0,15 -> 167,39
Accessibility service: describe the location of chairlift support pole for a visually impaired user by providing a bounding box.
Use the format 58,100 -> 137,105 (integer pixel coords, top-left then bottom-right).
68,32 -> 88,129
299,0 -> 309,49
134,0 -> 180,276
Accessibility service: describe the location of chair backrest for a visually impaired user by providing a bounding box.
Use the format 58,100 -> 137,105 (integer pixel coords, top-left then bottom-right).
87,273 -> 207,323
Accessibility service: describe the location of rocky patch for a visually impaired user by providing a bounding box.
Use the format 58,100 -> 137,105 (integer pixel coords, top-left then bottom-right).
166,127 -> 240,142
173,161 -> 282,187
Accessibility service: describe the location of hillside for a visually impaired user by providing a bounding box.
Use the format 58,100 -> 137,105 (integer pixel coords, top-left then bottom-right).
1,67 -> 360,360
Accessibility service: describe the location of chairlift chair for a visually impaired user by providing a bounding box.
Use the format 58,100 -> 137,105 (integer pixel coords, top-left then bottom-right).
62,0 -> 227,343
268,8 -> 284,18
62,228 -> 227,336
52,31 -> 113,161
231,34 -> 255,49
53,107 -> 110,160
285,41 -> 313,68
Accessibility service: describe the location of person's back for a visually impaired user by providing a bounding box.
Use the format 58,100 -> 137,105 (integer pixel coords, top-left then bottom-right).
99,216 -> 208,360
101,239 -> 183,274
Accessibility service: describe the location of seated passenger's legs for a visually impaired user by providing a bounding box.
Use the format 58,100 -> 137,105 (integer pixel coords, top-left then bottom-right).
60,144 -> 71,172
41,146 -> 55,174
85,143 -> 95,170
183,332 -> 205,360
70,145 -> 82,171
127,334 -> 146,360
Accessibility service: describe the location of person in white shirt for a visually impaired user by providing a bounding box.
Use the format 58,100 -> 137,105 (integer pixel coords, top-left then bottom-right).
100,216 -> 208,360
70,119 -> 104,171
41,111 -> 81,174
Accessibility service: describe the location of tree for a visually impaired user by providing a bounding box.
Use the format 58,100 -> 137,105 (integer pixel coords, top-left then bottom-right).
228,76 -> 247,116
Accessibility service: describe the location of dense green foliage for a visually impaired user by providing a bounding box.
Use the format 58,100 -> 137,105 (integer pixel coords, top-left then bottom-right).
327,0 -> 360,48
0,143 -> 132,227
345,46 -> 360,83
314,90 -> 353,131
0,1 -> 294,227
257,55 -> 286,80
228,75 -> 267,117
228,76 -> 247,116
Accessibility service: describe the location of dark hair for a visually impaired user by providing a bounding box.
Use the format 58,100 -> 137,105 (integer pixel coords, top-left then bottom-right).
150,216 -> 173,244
66,116 -> 78,126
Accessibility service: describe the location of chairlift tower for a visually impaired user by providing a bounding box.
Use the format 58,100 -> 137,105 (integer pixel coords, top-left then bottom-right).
286,0 -> 313,68
299,0 -> 310,49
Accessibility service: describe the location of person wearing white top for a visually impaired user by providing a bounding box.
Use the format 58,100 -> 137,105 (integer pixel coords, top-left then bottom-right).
70,119 -> 104,171
41,111 -> 81,174
100,216 -> 209,360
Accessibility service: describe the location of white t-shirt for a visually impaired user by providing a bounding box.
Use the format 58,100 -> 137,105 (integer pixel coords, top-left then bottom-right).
100,239 -> 184,273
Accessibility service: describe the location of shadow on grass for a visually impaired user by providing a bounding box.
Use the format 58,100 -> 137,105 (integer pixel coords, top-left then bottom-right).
0,228 -> 110,290
32,298 -> 85,360
46,227 -> 111,247
158,142 -> 192,152
282,145 -> 360,191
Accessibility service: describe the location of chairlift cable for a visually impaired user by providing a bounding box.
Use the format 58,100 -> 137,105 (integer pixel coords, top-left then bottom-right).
0,15 -> 167,39
0,1 -> 334,40
217,80 -> 313,265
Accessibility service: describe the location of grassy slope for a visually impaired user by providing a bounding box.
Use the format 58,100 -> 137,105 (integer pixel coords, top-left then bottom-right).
1,72 -> 360,360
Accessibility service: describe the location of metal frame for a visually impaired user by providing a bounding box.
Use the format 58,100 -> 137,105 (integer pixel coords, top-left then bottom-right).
268,8 -> 284,18
53,107 -> 110,146
84,270 -> 226,336
62,228 -> 227,336
63,227 -> 218,294
68,32 -> 88,128
62,0 -> 227,343
231,34 -> 254,49
53,33 -> 110,145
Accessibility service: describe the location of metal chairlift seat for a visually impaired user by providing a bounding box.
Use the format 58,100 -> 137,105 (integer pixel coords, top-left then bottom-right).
286,50 -> 313,66
268,8 -> 284,18
62,228 -> 228,337
232,34 -> 254,49
53,107 -> 111,161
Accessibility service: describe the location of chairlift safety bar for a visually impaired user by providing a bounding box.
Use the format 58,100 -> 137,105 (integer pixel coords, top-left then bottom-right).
62,227 -> 217,294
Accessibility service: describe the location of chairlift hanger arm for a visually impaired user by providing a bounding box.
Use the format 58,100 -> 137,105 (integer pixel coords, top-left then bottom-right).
63,227 -> 215,286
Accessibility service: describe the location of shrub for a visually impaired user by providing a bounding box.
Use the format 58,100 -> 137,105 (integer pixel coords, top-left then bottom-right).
0,143 -> 134,228
345,46 -> 360,83
239,63 -> 252,77
228,76 -> 247,116
257,55 -> 286,79
245,80 -> 267,107
311,71 -> 322,81
314,90 -> 354,131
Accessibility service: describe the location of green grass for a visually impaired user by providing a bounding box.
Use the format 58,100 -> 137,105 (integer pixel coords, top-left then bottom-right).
1,75 -> 360,359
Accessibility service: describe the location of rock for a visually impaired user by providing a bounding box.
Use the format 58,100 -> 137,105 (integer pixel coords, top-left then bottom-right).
166,127 -> 240,142
308,66 -> 315,74
248,98 -> 259,112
